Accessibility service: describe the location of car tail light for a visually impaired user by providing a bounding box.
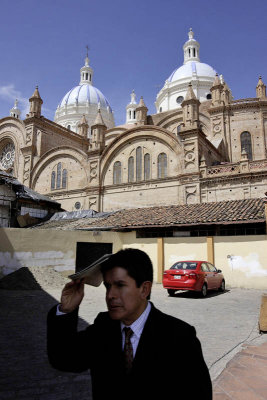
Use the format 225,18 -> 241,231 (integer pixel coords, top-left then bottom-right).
188,272 -> 197,279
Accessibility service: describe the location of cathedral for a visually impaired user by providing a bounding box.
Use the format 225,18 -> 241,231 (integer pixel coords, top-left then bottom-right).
0,29 -> 267,212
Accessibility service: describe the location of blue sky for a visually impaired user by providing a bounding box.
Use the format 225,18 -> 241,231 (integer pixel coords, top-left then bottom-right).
0,0 -> 266,126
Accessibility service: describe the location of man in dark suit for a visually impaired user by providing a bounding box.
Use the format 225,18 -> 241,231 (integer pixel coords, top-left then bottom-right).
47,248 -> 212,399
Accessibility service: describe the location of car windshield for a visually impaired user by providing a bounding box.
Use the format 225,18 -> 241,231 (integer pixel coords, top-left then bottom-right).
170,262 -> 197,270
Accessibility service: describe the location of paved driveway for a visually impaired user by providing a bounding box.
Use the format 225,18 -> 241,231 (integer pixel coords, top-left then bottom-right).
0,283 -> 266,400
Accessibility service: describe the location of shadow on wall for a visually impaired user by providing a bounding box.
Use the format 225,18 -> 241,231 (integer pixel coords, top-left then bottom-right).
0,260 -> 93,400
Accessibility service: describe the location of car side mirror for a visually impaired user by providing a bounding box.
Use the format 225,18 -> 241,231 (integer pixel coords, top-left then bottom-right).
217,269 -> 222,273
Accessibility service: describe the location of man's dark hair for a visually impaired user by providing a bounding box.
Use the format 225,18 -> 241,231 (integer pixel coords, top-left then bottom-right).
101,248 -> 153,298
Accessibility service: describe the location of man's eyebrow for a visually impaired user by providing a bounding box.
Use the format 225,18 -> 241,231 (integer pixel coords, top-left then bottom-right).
104,279 -> 127,285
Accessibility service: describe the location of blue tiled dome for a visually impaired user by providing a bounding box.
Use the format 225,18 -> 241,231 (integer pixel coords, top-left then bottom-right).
58,84 -> 112,112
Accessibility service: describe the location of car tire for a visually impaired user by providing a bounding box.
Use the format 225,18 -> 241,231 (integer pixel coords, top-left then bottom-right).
219,280 -> 225,292
167,289 -> 175,297
201,284 -> 207,297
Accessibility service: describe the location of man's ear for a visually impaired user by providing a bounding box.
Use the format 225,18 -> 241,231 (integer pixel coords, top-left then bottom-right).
140,281 -> 152,299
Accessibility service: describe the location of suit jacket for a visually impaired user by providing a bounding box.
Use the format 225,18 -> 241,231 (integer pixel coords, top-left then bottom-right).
47,302 -> 212,399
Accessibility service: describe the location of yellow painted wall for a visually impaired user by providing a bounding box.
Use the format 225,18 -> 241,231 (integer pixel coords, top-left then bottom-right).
1,227 -> 267,289
118,231 -> 159,281
214,235 -> 267,290
164,237 -> 207,270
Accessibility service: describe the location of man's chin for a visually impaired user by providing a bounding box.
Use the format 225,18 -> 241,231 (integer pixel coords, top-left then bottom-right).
108,308 -> 123,320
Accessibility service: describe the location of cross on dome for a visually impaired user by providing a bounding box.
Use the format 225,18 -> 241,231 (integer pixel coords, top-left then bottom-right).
188,28 -> 194,40
85,45 -> 90,67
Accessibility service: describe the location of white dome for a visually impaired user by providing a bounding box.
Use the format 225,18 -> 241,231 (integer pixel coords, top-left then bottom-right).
168,61 -> 216,83
58,84 -> 112,112
54,55 -> 115,133
155,29 -> 218,113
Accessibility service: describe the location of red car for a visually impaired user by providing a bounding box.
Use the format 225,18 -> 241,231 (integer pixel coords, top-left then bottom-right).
163,260 -> 225,297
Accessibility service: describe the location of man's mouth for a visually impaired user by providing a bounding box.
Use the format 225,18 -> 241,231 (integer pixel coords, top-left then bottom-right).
108,304 -> 121,310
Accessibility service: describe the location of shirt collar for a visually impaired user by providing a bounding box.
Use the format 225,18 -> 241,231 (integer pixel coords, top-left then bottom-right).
121,301 -> 151,339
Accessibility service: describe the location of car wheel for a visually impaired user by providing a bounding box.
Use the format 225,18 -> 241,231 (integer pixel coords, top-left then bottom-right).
167,289 -> 175,297
219,280 -> 225,292
201,284 -> 207,297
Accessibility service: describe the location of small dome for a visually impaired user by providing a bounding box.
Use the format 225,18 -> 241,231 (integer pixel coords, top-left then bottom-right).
168,61 -> 216,83
58,84 -> 112,113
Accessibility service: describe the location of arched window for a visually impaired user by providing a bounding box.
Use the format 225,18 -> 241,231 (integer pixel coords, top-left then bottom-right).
56,162 -> 62,189
158,153 -> 167,178
67,125 -> 71,130
62,169 -> 67,189
113,161 -> 121,184
51,163 -> 68,190
177,125 -> 182,134
144,153 -> 150,180
133,110 -> 136,119
51,171 -> 56,190
136,147 -> 142,181
128,157 -> 134,182
240,131 -> 252,160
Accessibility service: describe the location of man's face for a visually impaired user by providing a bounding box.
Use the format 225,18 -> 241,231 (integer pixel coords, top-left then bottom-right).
103,267 -> 151,325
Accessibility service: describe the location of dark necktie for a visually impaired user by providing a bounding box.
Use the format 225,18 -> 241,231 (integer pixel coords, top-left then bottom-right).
123,327 -> 133,373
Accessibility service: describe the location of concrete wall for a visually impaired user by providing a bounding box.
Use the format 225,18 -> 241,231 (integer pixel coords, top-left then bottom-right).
0,227 -> 267,289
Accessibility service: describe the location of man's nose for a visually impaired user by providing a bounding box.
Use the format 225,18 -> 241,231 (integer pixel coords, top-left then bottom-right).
107,285 -> 117,299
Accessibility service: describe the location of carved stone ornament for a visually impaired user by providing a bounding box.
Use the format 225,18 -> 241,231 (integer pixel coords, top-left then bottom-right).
89,161 -> 98,182
213,123 -> 221,134
185,151 -> 195,162
89,196 -> 97,209
23,155 -> 31,184
25,127 -> 32,145
186,193 -> 196,204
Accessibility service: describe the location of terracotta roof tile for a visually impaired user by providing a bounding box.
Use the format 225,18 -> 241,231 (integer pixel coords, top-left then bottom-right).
34,198 -> 266,231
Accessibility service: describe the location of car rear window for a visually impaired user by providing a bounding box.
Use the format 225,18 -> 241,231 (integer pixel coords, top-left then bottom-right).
170,262 -> 197,270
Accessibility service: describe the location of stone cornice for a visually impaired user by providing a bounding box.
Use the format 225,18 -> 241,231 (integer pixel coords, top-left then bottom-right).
200,170 -> 267,185
208,98 -> 267,115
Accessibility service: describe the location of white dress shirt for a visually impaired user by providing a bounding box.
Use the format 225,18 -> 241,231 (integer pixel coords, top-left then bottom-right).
120,301 -> 151,358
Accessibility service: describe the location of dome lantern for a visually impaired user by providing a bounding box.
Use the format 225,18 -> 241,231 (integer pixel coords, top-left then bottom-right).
126,90 -> 138,124
80,46 -> 94,85
10,99 -> 21,119
183,28 -> 200,64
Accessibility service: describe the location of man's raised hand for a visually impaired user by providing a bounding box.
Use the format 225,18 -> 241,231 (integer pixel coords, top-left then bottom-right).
59,279 -> 85,313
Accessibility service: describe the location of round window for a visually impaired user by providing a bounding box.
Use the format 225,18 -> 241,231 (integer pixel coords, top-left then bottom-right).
176,96 -> 184,104
75,202 -> 81,210
0,142 -> 15,170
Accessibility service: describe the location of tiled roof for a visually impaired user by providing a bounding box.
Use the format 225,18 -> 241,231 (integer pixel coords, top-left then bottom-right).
33,198 -> 266,231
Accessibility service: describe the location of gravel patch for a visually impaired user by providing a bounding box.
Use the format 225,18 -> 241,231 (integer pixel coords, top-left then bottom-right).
0,266 -> 70,290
